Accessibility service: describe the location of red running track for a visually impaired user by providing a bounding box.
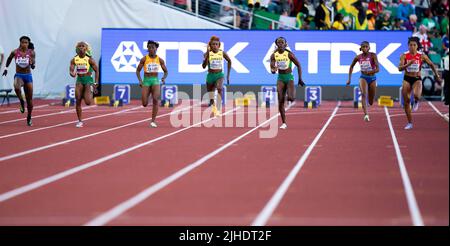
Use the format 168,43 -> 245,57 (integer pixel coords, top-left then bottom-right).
0,100 -> 447,225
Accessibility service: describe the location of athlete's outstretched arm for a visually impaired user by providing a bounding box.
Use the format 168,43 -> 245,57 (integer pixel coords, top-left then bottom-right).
202,46 -> 209,69
289,52 -> 304,86
69,58 -> 76,77
270,53 -> 276,74
372,53 -> 380,74
223,51 -> 232,84
2,50 -> 15,76
422,54 -> 442,82
30,50 -> 36,69
136,57 -> 146,88
159,58 -> 168,84
89,57 -> 99,84
347,56 -> 358,85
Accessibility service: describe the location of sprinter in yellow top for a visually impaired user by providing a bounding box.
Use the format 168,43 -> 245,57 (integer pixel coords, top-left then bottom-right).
202,36 -> 232,117
270,37 -> 305,130
69,41 -> 99,128
136,40 -> 168,128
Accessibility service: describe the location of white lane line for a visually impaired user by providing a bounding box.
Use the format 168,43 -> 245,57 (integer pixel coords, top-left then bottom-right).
0,104 -> 195,162
0,104 -> 51,115
0,106 -> 142,140
0,105 -> 97,125
384,106 -> 424,226
427,101 -> 449,122
0,107 -> 240,204
252,101 -> 341,226
84,103 -> 296,226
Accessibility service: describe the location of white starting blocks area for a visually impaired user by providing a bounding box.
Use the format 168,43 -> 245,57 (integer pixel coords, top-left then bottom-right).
62,84 -> 417,109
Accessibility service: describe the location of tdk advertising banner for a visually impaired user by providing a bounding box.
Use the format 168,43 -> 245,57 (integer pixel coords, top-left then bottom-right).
101,29 -> 410,86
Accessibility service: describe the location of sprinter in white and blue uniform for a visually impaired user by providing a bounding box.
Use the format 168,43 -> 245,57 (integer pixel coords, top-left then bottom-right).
346,41 -> 380,122
2,36 -> 36,126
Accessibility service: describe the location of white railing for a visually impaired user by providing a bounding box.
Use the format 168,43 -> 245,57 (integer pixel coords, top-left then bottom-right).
151,0 -> 299,30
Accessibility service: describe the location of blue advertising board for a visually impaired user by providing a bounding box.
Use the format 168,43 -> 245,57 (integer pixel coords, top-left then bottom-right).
101,29 -> 410,86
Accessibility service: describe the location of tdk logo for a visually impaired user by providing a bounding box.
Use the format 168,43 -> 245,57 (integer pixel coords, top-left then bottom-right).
111,42 -> 143,72
111,41 -> 402,74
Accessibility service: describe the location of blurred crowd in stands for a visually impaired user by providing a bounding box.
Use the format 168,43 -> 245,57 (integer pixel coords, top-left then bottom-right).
160,0 -> 448,65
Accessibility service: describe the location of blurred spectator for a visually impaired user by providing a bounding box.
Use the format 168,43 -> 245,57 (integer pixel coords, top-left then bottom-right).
259,0 -> 271,10
413,24 -> 433,54
314,0 -> 331,30
397,0 -> 415,22
279,9 -> 297,29
368,0 -> 385,17
393,17 -> 407,30
247,0 -> 261,8
403,14 -> 418,31
431,0 -> 448,25
220,0 -> 241,27
174,0 -> 192,11
367,11 -> 376,30
443,29 -> 449,51
351,0 -> 368,30
332,13 -> 346,29
291,0 -> 304,16
304,0 -> 315,17
421,8 -> 440,32
376,11 -> 393,30
414,0 -> 431,21
441,16 -> 449,35
268,0 -> 282,13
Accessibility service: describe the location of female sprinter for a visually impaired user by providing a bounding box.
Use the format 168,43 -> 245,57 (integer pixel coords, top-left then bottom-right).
398,36 -> 441,130
202,36 -> 231,117
346,41 -> 380,122
136,40 -> 168,128
69,41 -> 99,128
2,36 -> 36,126
270,37 -> 305,129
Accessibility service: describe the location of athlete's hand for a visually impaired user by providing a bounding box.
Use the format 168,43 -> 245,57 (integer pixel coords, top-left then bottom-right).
2,70 -> 7,76
161,77 -> 166,85
346,80 -> 351,86
227,76 -> 230,85
405,60 -> 414,67
31,64 -> 35,70
93,83 -> 99,94
435,75 -> 442,83
139,80 -> 143,88
298,79 -> 305,87
271,66 -> 277,74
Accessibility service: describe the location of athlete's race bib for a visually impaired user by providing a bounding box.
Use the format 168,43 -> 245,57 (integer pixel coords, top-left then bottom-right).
76,64 -> 88,74
277,61 -> 288,70
210,59 -> 222,70
406,62 -> 420,73
146,63 -> 159,73
16,57 -> 30,68
360,61 -> 372,72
